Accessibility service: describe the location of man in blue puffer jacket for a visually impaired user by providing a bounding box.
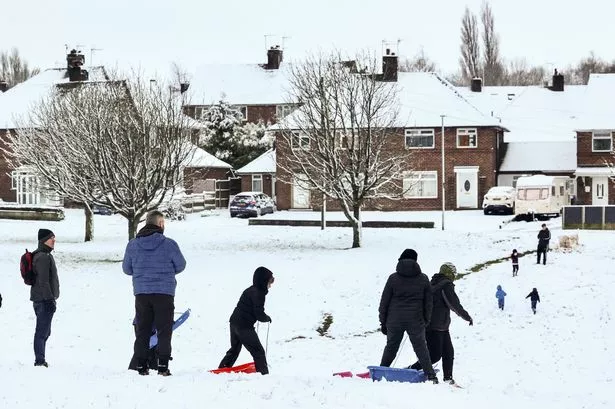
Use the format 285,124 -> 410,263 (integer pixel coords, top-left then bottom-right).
123,210 -> 186,376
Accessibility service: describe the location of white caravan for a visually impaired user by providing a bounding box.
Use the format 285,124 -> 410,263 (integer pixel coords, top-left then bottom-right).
515,175 -> 572,219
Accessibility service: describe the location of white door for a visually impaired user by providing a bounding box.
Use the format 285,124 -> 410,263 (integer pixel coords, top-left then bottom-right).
592,177 -> 609,205
454,167 -> 479,208
292,175 -> 311,208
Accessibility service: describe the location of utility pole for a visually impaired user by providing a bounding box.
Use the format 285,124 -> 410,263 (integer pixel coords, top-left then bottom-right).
441,115 -> 446,231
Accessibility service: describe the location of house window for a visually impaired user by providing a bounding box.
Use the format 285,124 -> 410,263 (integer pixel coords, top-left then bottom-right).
592,131 -> 612,152
405,129 -> 434,148
291,131 -> 310,149
337,132 -> 353,150
234,106 -> 248,121
276,104 -> 295,119
10,167 -> 40,205
194,106 -> 204,119
252,174 -> 263,192
403,171 -> 438,198
457,128 -> 477,148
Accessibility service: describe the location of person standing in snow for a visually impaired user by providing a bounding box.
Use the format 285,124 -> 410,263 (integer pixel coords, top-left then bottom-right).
511,249 -> 519,277
378,249 -> 438,384
408,262 -> 473,386
123,210 -> 186,376
537,224 -> 551,265
218,267 -> 275,375
496,285 -> 507,310
526,288 -> 540,314
31,228 -> 60,367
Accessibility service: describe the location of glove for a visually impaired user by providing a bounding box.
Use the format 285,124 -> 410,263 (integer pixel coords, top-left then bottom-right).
468,318 -> 474,326
380,324 -> 387,335
265,315 -> 272,323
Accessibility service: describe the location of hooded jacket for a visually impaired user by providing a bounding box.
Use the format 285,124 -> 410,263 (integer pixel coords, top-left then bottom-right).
230,267 -> 273,328
378,259 -> 432,330
495,285 -> 507,301
427,273 -> 472,331
122,224 -> 186,296
526,289 -> 540,302
30,243 -> 60,302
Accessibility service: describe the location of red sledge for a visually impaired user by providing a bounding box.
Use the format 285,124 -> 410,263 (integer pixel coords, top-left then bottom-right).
209,362 -> 256,374
333,371 -> 370,379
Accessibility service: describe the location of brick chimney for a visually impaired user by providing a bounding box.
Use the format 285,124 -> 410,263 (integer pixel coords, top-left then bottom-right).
382,48 -> 398,82
549,69 -> 564,92
66,49 -> 89,82
471,77 -> 483,92
0,80 -> 8,92
266,45 -> 283,70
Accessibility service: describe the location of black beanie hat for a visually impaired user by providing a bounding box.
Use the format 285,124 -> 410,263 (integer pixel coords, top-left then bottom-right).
398,248 -> 418,261
38,228 -> 55,242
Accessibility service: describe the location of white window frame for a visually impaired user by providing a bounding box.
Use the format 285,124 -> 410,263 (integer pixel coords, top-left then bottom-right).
291,131 -> 310,150
194,106 -> 204,120
10,167 -> 41,205
592,131 -> 613,152
456,128 -> 478,148
405,129 -> 435,149
276,104 -> 295,119
402,171 -> 438,199
252,174 -> 263,192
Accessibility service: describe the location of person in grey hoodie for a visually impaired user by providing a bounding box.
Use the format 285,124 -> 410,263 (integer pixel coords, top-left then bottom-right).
123,210 -> 186,376
378,249 -> 438,383
31,228 -> 60,367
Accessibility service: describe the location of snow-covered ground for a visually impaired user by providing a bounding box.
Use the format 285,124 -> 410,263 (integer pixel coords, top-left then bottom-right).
0,209 -> 612,409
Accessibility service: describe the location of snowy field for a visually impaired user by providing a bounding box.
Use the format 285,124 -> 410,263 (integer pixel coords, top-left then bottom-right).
0,209 -> 613,409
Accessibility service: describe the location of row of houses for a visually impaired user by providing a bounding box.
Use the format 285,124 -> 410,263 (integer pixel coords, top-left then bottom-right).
1,47 -> 614,210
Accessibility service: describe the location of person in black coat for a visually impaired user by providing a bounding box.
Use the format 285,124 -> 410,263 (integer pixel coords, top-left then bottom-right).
218,266 -> 274,375
511,249 -> 519,277
537,224 -> 551,265
378,249 -> 438,383
526,288 -> 540,314
408,262 -> 473,385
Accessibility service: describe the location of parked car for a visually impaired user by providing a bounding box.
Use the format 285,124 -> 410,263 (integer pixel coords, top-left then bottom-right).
230,192 -> 275,218
482,186 -> 516,215
92,204 -> 113,215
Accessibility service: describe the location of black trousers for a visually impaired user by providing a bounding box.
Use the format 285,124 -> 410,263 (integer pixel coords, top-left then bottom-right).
380,326 -> 435,378
512,264 -> 519,276
410,330 -> 455,380
537,247 -> 547,264
134,294 -> 174,369
219,324 -> 269,374
33,300 -> 56,363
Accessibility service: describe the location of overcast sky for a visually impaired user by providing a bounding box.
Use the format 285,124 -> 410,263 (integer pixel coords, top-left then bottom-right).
3,0 -> 613,79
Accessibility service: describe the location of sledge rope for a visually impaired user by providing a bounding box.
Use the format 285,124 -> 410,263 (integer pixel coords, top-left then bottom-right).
392,334 -> 407,368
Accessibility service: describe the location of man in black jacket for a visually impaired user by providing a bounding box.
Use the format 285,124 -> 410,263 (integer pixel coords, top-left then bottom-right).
408,262 -> 473,385
218,266 -> 274,375
537,224 -> 551,265
378,249 -> 437,383
31,228 -> 60,367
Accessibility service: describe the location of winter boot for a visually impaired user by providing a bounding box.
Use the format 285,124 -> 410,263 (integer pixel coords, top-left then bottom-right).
157,357 -> 172,377
443,377 -> 456,385
34,361 -> 48,367
427,374 -> 439,384
136,359 -> 149,375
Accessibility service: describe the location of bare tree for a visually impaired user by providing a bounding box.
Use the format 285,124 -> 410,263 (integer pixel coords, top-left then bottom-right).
504,58 -> 546,85
566,52 -> 615,85
277,51 -> 413,248
2,73 -> 195,240
0,48 -> 40,88
480,1 -> 504,85
459,7 -> 481,84
399,48 -> 438,72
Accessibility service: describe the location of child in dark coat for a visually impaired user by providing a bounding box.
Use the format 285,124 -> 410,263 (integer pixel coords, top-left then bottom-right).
511,249 -> 519,277
526,288 -> 540,314
495,285 -> 507,310
218,267 -> 274,375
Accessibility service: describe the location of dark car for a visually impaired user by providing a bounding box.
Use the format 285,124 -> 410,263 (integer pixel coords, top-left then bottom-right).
92,204 -> 113,215
230,192 -> 275,218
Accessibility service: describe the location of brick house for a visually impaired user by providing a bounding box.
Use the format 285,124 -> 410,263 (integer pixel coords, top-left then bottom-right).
182,146 -> 233,194
234,149 -> 277,199
273,58 -> 507,211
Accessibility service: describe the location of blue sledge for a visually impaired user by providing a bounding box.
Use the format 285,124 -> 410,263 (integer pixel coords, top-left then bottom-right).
150,309 -> 191,348
367,366 -> 438,383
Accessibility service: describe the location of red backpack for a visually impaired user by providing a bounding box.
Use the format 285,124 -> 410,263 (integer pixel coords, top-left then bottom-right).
20,249 -> 39,285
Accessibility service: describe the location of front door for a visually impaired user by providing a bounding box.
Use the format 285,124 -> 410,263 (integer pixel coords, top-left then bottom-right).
455,167 -> 479,208
592,177 -> 609,205
292,175 -> 311,208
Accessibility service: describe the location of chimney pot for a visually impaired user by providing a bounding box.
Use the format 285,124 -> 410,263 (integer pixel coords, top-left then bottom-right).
0,80 -> 8,93
550,69 -> 564,92
381,52 -> 398,82
471,77 -> 483,92
266,46 -> 283,70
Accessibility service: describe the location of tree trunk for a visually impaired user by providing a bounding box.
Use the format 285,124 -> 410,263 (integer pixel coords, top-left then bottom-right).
127,215 -> 141,240
84,206 -> 94,242
351,205 -> 362,248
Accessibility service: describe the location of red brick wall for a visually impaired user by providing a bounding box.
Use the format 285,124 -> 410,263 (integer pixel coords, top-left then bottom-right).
577,131 -> 615,166
275,127 -> 502,210
183,105 -> 278,125
239,173 -> 275,197
0,130 -> 16,202
183,167 -> 229,194
575,176 -> 615,205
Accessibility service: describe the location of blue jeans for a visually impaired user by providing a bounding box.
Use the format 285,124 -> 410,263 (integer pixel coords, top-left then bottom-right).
33,300 -> 56,363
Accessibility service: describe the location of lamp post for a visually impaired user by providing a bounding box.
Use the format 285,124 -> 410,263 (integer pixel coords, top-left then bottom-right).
441,115 -> 446,231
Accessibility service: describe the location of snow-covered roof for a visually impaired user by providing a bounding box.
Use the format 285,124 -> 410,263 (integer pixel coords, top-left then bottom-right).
272,72 -> 504,130
574,167 -> 615,177
575,74 -> 615,131
0,67 -> 108,129
235,149 -> 276,174
187,63 -> 293,106
183,145 -> 232,169
500,141 -> 577,173
459,85 -> 586,142
516,174 -> 563,187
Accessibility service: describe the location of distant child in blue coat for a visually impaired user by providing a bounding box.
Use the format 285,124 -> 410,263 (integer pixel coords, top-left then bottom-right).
496,285 -> 507,310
